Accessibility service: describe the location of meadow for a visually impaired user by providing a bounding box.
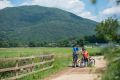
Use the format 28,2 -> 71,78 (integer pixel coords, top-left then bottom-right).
0,47 -> 102,58
0,47 -> 102,80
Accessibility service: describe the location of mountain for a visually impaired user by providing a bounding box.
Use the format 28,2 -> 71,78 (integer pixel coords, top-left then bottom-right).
0,5 -> 97,42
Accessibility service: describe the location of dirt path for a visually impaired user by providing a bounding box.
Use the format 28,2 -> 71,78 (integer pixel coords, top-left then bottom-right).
44,56 -> 106,80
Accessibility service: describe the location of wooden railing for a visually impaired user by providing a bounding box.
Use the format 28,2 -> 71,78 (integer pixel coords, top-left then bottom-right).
0,54 -> 54,80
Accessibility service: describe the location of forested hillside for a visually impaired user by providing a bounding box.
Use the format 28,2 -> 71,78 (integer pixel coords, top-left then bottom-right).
0,5 -> 97,43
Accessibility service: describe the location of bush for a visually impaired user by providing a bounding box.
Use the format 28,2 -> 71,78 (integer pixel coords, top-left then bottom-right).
102,47 -> 120,80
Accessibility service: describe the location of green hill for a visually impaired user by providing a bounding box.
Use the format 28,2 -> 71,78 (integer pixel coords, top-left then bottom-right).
0,5 -> 97,42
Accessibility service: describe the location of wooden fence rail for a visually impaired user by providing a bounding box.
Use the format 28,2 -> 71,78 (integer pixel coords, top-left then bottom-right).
0,54 -> 54,80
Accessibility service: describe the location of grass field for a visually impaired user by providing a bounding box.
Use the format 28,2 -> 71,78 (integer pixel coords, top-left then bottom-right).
0,47 -> 102,80
0,47 -> 102,58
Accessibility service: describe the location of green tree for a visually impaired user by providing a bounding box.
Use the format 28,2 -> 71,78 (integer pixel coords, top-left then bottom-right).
9,42 -> 20,47
90,0 -> 120,5
28,41 -> 36,47
90,0 -> 97,4
57,39 -> 69,47
76,38 -> 85,47
0,41 -> 9,48
95,18 -> 120,42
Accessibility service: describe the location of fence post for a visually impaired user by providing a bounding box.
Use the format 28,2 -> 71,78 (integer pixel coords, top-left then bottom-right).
15,59 -> 19,77
31,56 -> 34,72
41,56 -> 44,69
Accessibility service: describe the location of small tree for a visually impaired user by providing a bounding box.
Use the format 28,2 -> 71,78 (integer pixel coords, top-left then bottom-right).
28,41 -> 36,47
95,18 -> 120,42
77,38 -> 85,47
0,41 -> 9,48
57,39 -> 69,47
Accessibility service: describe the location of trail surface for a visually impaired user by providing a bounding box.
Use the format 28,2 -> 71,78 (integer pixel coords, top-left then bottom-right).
44,56 -> 106,80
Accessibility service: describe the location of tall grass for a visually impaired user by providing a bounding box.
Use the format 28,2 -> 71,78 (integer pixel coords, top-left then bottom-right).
102,47 -> 120,80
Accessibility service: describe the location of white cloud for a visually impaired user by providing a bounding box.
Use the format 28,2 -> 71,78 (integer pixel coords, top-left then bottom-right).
1,0 -> 119,21
21,0 -> 97,21
96,6 -> 120,21
102,6 -> 120,15
0,0 -> 97,21
79,11 -> 97,21
0,0 -> 13,9
22,0 -> 84,13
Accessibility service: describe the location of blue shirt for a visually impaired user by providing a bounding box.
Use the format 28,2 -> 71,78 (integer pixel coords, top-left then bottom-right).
73,47 -> 79,52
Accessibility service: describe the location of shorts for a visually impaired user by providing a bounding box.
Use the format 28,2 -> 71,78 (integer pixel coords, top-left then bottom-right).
73,53 -> 78,62
84,58 -> 88,62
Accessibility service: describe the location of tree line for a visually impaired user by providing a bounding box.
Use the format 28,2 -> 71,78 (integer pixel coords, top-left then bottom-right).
0,34 -> 119,48
0,18 -> 120,47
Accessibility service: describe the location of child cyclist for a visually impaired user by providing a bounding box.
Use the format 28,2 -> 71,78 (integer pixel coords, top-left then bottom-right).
82,48 -> 89,67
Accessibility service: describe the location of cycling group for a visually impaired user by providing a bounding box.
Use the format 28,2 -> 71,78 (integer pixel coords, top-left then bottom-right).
72,45 -> 95,68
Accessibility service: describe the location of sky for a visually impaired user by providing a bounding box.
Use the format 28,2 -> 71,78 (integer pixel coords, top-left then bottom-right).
0,0 -> 120,22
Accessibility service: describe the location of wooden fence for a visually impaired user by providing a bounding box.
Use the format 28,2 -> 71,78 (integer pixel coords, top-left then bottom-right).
0,54 -> 54,80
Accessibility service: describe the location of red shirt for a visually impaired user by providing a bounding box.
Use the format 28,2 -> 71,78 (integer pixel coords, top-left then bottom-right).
82,51 -> 89,59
